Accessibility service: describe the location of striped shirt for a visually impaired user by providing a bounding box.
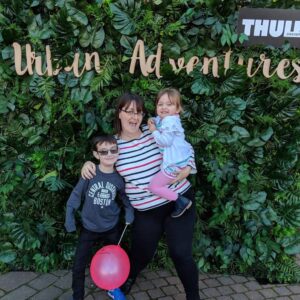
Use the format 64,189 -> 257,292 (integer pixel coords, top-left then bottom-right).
115,125 -> 195,211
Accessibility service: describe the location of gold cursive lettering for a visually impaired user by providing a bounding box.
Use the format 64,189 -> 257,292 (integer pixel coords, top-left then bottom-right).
129,40 -> 162,78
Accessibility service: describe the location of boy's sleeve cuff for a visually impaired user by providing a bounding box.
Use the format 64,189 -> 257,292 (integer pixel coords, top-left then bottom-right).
64,222 -> 76,232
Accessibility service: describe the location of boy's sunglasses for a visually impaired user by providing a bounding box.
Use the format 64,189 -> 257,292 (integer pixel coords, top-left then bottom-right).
97,149 -> 118,156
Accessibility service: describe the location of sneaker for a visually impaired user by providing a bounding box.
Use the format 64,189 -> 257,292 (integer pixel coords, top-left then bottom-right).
171,195 -> 192,218
107,288 -> 126,300
120,277 -> 136,295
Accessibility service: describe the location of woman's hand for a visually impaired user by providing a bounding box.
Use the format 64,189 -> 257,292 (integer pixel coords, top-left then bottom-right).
170,166 -> 192,184
81,161 -> 96,179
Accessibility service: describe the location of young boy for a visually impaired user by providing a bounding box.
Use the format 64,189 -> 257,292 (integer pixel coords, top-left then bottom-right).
64,135 -> 134,300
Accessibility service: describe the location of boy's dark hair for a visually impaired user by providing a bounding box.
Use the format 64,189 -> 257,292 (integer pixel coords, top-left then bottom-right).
91,135 -> 118,151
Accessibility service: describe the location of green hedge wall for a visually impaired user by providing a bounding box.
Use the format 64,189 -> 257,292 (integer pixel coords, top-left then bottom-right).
1,0 -> 300,282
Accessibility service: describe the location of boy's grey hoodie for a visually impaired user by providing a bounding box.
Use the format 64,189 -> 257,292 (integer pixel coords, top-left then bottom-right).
65,166 -> 134,233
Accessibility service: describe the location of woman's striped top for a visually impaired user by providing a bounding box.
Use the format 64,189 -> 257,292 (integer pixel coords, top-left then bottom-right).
115,125 -> 195,211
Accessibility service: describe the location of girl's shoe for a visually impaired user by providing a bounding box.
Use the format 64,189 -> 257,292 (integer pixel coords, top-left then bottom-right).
107,288 -> 126,300
171,195 -> 192,218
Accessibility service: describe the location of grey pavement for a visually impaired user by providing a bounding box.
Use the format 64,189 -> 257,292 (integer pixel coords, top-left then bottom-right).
1,267 -> 300,300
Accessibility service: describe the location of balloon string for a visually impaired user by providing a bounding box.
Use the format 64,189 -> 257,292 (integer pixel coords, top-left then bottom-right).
118,223 -> 128,245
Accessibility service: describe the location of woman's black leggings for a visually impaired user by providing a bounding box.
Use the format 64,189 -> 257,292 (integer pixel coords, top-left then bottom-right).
129,188 -> 200,300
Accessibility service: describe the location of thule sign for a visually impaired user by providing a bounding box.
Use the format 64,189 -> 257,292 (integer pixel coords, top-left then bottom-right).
237,8 -> 300,48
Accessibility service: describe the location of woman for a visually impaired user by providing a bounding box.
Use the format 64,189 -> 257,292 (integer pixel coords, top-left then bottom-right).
82,92 -> 200,300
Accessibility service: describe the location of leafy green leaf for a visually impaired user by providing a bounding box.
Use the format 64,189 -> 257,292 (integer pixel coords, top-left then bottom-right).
67,7 -> 88,25
80,71 -> 95,87
109,3 -> 135,35
232,126 -> 250,138
243,192 -> 267,211
40,171 -> 58,182
92,27 -> 105,48
191,77 -> 215,96
79,30 -> 91,47
71,88 -> 93,104
285,240 -> 300,255
0,249 -> 17,263
247,138 -> 265,147
204,17 -> 217,26
231,33 -> 238,44
260,127 -> 273,142
1,46 -> 13,60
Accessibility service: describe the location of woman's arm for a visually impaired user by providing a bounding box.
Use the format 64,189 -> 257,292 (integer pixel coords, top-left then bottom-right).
170,145 -> 197,184
81,161 -> 96,179
119,188 -> 135,225
169,166 -> 192,184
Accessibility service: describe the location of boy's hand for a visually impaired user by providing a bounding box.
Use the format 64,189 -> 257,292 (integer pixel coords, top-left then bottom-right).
147,118 -> 157,132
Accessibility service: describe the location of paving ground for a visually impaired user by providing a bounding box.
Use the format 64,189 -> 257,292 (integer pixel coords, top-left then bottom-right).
1,268 -> 300,300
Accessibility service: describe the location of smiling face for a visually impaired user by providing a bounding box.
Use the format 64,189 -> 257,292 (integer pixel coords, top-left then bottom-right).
93,141 -> 119,170
156,93 -> 180,119
118,101 -> 144,137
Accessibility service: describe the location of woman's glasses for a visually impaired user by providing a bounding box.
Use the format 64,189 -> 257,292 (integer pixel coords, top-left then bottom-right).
120,109 -> 145,117
97,148 -> 119,156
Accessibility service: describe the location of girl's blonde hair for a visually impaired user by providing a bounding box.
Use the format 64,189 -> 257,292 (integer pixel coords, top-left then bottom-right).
156,88 -> 183,113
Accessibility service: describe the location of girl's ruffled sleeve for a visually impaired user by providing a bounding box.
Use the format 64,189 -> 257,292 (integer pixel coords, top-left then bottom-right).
160,116 -> 184,134
152,116 -> 181,147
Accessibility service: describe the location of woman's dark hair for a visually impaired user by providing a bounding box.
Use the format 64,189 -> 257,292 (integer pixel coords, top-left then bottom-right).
114,92 -> 146,136
91,135 -> 118,151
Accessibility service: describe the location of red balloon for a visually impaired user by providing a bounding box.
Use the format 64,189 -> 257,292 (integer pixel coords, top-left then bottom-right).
90,245 -> 130,290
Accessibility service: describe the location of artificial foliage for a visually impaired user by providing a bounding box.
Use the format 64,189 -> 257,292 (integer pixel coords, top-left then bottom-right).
1,0 -> 300,283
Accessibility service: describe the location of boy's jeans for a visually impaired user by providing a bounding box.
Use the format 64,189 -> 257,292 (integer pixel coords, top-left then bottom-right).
72,225 -> 120,300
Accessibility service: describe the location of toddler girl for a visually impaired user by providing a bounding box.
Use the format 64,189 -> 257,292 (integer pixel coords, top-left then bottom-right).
148,88 -> 196,218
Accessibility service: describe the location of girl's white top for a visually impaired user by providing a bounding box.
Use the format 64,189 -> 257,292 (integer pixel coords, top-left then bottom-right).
152,115 -> 196,175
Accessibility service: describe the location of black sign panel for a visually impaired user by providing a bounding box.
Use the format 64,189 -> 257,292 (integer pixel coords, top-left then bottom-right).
237,8 -> 300,48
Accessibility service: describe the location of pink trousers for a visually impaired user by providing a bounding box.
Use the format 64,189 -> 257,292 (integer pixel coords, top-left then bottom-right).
148,170 -> 178,201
